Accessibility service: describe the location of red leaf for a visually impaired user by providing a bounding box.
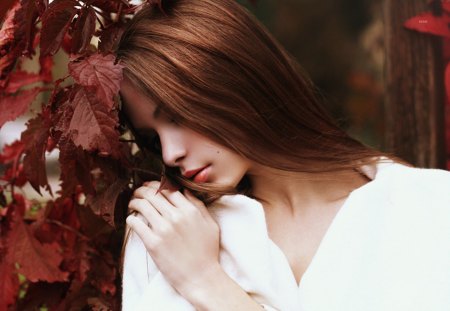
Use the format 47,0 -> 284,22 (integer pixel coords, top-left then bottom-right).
40,0 -> 78,56
35,0 -> 49,15
87,178 -> 129,226
21,110 -> 52,194
0,0 -> 39,83
404,12 -> 450,38
17,0 -> 39,54
98,22 -> 125,53
39,55 -> 53,83
0,0 -> 17,23
4,71 -> 44,93
6,214 -> 69,282
57,140 -> 96,197
16,282 -> 67,311
61,32 -> 73,54
0,0 -> 37,56
0,87 -> 41,128
0,2 -> 18,48
90,250 -> 116,295
62,240 -> 92,282
67,87 -> 122,157
2,164 -> 27,187
0,2 -> 21,85
0,0 -> 38,61
71,6 -> 97,54
0,260 -> 20,311
0,140 -> 24,165
68,53 -> 124,110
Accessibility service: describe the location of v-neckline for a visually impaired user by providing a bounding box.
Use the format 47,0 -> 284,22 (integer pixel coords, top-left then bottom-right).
264,168 -> 380,290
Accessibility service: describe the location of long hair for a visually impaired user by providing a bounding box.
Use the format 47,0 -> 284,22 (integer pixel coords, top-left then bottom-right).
116,0 -> 388,201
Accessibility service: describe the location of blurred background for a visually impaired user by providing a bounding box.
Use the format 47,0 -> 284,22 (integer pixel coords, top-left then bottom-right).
239,0 -> 385,149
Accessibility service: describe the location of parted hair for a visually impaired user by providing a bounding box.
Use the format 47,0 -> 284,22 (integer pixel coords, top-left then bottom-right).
116,0 -> 388,200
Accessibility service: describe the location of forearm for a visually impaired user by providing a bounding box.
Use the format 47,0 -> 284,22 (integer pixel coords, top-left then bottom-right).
177,264 -> 264,311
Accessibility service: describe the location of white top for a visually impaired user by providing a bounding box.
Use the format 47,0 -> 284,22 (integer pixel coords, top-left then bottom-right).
122,160 -> 450,311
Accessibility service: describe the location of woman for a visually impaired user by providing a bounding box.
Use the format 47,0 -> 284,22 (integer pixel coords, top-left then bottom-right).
116,0 -> 450,310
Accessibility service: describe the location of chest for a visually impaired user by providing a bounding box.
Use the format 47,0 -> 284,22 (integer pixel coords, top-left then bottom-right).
264,204 -> 342,285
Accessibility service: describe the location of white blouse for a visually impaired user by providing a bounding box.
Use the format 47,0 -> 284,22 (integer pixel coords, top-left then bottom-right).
122,160 -> 450,311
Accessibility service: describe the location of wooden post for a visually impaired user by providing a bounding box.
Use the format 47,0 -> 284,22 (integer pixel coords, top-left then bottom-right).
383,0 -> 446,168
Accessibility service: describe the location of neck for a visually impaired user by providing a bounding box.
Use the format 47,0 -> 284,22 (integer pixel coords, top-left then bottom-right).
247,165 -> 370,215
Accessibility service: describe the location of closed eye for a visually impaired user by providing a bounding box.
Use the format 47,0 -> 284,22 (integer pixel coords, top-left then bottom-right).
134,129 -> 161,154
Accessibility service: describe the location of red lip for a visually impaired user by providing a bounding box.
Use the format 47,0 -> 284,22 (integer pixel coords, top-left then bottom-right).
183,166 -> 208,179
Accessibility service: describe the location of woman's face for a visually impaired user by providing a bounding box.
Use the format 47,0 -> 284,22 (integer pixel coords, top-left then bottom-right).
120,80 -> 252,187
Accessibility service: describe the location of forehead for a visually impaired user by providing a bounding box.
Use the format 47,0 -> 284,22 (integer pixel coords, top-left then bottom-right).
120,79 -> 157,129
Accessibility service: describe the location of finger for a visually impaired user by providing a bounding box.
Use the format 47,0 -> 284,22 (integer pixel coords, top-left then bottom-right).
128,210 -> 150,226
158,187 -> 195,211
126,214 -> 158,250
133,183 -> 174,217
129,198 -> 162,229
184,190 -> 210,218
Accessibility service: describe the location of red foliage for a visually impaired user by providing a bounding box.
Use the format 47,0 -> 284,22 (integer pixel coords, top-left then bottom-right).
40,0 -> 78,56
404,0 -> 450,169
0,0 -> 142,309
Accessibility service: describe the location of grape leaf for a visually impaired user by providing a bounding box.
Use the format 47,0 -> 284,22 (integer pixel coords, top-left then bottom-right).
40,0 -> 78,56
6,214 -> 69,282
67,86 -> 122,158
0,87 -> 41,128
89,250 -> 116,295
0,0 -> 39,84
0,141 -> 24,165
17,0 -> 39,55
4,71 -> 44,93
68,53 -> 124,110
58,140 -> 96,197
0,1 -> 18,48
87,178 -> 129,226
0,2 -> 21,85
21,109 -> 52,195
71,6 -> 97,54
0,0 -> 17,23
404,12 -> 450,38
98,22 -> 125,53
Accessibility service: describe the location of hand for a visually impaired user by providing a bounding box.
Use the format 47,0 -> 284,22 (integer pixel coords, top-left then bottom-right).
126,181 -> 221,295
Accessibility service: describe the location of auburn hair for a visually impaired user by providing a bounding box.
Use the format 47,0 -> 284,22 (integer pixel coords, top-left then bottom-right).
116,0 -> 388,200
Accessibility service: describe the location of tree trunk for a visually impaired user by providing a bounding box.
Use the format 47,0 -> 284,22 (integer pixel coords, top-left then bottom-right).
383,0 -> 446,168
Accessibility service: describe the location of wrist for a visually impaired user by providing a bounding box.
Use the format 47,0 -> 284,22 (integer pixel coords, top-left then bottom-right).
175,264 -> 264,311
176,263 -> 227,306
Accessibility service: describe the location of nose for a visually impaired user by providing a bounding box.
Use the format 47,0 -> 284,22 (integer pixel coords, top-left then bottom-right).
159,132 -> 186,167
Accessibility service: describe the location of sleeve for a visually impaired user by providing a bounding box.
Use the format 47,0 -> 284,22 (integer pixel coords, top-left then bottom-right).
121,228 -> 159,311
121,227 -> 195,311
